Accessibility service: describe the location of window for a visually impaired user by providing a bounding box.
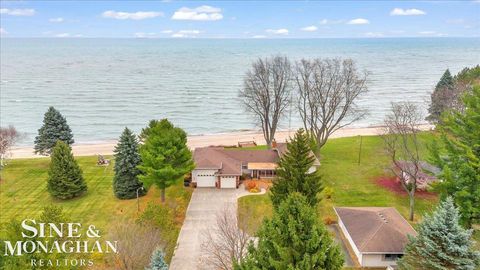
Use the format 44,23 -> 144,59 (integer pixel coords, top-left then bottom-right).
383,254 -> 403,261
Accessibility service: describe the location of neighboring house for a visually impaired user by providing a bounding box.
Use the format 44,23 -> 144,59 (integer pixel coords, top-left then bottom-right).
334,207 -> 417,268
394,161 -> 440,190
192,142 -> 320,188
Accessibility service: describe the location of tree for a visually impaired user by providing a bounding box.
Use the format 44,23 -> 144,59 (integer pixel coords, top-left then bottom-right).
430,86 -> 480,227
146,248 -> 169,270
34,106 -> 74,155
0,125 -> 21,170
107,220 -> 163,270
295,58 -> 368,150
139,119 -> 160,143
398,197 -> 480,270
427,69 -> 457,123
382,102 -> 423,221
47,141 -> 87,199
270,129 -> 323,208
113,127 -> 145,199
239,56 -> 293,148
236,193 -> 344,270
201,206 -> 250,270
138,119 -> 194,202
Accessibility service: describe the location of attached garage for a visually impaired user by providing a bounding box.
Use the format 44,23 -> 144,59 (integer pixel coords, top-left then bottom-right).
220,176 -> 237,189
192,169 -> 217,188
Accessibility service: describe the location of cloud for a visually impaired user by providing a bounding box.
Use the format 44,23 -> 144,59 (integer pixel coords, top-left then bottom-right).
55,33 -> 71,37
446,18 -> 465,24
364,32 -> 384,38
390,8 -> 426,16
418,31 -> 447,37
252,35 -> 266,39
266,28 -> 289,35
301,25 -> 318,32
0,8 -> 35,16
172,5 -> 223,21
347,18 -> 369,25
49,17 -> 64,23
319,19 -> 344,25
0,28 -> 7,35
171,30 -> 201,38
134,32 -> 157,38
161,30 -> 173,34
102,10 -> 163,20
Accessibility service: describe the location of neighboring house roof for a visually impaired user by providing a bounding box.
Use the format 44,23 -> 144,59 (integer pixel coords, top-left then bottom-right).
193,143 -> 320,175
275,142 -> 321,166
334,207 -> 417,254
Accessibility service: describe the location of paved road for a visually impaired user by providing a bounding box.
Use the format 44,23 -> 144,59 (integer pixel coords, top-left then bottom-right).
170,187 -> 253,270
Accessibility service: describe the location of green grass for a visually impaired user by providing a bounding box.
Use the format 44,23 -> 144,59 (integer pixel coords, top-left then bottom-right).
0,156 -> 192,256
239,133 -> 440,235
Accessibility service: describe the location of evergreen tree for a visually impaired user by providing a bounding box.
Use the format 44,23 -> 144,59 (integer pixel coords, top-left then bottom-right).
34,106 -> 74,155
270,129 -> 323,208
398,197 -> 480,270
145,248 -> 169,270
138,119 -> 194,202
47,141 -> 87,199
430,86 -> 480,227
113,127 -> 145,199
236,193 -> 344,270
427,69 -> 456,123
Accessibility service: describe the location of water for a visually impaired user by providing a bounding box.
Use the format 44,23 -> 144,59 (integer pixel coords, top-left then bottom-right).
1,38 -> 479,145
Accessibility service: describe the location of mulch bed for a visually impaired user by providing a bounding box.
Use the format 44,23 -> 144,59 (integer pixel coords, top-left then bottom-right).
375,176 -> 437,199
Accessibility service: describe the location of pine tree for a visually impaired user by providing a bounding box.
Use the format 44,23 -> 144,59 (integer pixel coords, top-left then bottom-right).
145,248 -> 169,270
270,129 -> 323,208
430,85 -> 480,227
34,106 -> 74,155
113,127 -> 145,199
427,69 -> 456,123
47,141 -> 87,199
398,197 -> 480,270
236,193 -> 344,270
138,119 -> 194,202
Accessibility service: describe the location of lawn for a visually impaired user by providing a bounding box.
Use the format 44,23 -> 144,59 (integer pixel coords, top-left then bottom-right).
0,155 -> 192,264
238,133 -> 441,235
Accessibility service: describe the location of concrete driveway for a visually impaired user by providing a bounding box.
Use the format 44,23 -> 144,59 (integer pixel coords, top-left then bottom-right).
170,187 -> 257,270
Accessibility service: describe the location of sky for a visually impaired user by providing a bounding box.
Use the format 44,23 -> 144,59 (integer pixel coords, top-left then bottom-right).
1,1 -> 479,38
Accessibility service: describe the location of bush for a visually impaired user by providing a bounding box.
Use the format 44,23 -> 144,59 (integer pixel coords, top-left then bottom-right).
322,187 -> 334,200
249,187 -> 260,193
323,216 -> 336,225
246,181 -> 257,190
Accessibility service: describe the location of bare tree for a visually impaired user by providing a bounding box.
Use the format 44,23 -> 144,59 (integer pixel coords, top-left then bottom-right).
0,125 -> 21,170
240,56 -> 293,148
295,58 -> 368,149
201,206 -> 251,270
382,102 -> 423,221
107,220 -> 164,270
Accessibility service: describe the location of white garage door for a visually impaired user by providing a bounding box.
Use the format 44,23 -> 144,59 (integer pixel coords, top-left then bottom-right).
221,177 -> 236,188
196,175 -> 216,187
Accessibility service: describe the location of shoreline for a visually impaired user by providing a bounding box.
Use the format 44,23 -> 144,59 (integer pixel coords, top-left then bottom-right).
9,125 -> 433,159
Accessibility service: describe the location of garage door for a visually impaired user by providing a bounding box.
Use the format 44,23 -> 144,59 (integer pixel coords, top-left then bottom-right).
196,175 -> 216,187
221,177 -> 236,188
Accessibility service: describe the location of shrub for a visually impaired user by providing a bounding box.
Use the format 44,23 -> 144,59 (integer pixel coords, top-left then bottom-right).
249,187 -> 260,193
246,181 -> 257,190
322,186 -> 334,200
323,216 -> 336,225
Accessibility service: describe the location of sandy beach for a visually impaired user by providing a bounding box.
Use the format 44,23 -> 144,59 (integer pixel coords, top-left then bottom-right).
9,125 -> 433,159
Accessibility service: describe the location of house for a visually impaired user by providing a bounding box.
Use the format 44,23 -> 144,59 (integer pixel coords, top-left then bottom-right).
334,207 -> 417,268
192,143 -> 320,188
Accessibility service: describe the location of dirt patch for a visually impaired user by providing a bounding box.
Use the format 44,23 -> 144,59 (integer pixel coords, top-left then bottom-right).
375,176 -> 437,199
